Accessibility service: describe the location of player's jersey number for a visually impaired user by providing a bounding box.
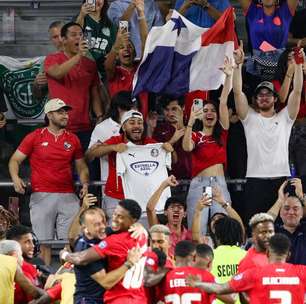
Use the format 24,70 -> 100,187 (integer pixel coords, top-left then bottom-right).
270,291 -> 292,304
165,293 -> 202,304
122,256 -> 146,289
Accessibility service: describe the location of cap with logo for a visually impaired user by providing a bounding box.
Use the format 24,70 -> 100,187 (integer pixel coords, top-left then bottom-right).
119,110 -> 143,133
44,98 -> 72,114
254,81 -> 277,96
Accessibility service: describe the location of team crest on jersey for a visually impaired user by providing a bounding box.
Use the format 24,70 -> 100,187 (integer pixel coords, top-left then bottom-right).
41,142 -> 48,147
98,241 -> 107,249
102,27 -> 110,36
130,161 -> 159,176
150,148 -> 159,157
63,141 -> 72,150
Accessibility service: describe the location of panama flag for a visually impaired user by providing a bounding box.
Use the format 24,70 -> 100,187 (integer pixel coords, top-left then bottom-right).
133,7 -> 237,97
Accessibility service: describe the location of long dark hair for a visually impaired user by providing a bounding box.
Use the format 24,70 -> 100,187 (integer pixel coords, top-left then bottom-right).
82,0 -> 112,28
194,100 -> 224,146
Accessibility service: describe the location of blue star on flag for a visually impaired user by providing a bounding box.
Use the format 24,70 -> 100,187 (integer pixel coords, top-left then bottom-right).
171,16 -> 187,36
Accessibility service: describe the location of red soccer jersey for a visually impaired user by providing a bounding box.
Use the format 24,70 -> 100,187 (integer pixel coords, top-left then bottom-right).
191,129 -> 228,177
18,128 -> 83,193
161,266 -> 216,304
103,135 -> 156,199
45,52 -> 100,132
238,247 -> 268,273
108,65 -> 149,119
230,262 -> 306,304
94,231 -> 148,303
15,261 -> 40,303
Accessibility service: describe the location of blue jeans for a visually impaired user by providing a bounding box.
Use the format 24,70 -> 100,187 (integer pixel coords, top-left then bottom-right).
186,175 -> 231,235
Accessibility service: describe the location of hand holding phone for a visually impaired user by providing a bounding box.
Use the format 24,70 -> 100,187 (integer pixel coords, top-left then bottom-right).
119,21 -> 129,33
203,186 -> 212,199
293,47 -> 304,64
85,0 -> 96,12
193,98 -> 203,112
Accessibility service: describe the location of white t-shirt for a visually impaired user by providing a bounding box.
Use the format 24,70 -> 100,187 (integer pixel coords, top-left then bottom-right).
88,118 -> 120,183
242,107 -> 294,178
116,143 -> 171,213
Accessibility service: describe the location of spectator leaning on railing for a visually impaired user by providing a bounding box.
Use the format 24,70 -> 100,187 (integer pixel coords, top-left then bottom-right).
8,98 -> 89,266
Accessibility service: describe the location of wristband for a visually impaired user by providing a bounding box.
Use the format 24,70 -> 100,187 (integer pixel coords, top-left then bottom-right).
137,15 -> 145,20
221,202 -> 230,209
124,261 -> 133,269
61,251 -> 69,261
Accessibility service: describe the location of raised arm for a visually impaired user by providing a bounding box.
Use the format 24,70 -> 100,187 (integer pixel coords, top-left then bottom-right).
267,180 -> 287,220
191,195 -> 211,243
9,150 -> 27,194
46,41 -> 88,80
287,50 -> 304,120
182,106 -> 202,152
218,56 -> 233,130
287,0 -> 298,14
233,43 -> 249,120
135,0 -> 148,55
104,30 -> 129,80
86,142 -> 128,160
277,52 -> 295,104
75,3 -> 92,28
146,175 -> 179,227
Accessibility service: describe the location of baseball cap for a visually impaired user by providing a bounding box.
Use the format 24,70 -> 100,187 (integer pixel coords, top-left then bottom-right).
119,110 -> 143,133
254,81 -> 277,96
44,98 -> 72,114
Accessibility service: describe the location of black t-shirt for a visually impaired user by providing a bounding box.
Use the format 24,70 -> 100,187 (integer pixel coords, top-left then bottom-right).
289,9 -> 306,39
0,87 -> 7,113
74,234 -> 106,301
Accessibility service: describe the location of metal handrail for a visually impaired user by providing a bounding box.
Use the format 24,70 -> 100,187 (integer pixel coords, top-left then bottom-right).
0,179 -> 247,187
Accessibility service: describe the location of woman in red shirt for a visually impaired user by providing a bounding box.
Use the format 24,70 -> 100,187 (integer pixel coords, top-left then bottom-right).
182,57 -> 233,236
104,0 -> 149,118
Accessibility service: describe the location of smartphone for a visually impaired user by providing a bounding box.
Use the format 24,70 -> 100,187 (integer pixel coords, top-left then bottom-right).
293,47 -> 304,64
86,0 -> 96,11
193,98 -> 203,112
84,26 -> 93,49
284,179 -> 296,196
203,186 -> 212,199
119,20 -> 129,33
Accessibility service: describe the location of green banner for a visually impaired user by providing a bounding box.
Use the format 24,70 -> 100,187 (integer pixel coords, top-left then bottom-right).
0,56 -> 47,120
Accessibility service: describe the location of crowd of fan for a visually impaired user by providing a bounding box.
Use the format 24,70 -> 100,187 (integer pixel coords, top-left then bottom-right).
0,0 -> 306,302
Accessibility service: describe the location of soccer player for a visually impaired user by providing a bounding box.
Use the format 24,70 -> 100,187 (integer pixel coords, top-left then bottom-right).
160,240 -> 216,304
187,233 -> 306,304
61,199 -> 149,304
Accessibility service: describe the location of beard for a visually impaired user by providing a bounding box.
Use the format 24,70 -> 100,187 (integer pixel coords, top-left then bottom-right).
125,130 -> 144,143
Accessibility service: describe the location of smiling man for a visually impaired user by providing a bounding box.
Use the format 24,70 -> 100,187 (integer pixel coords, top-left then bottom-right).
88,110 -> 172,223
232,45 -> 304,226
61,199 -> 149,304
9,98 -> 89,265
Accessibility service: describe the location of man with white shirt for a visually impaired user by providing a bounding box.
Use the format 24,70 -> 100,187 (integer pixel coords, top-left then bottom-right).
87,109 -> 173,224
86,91 -> 135,193
232,45 -> 303,226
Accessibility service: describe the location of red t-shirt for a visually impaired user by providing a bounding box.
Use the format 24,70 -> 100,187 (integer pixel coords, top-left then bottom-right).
191,129 -> 228,177
45,52 -> 100,132
15,261 -> 40,303
94,231 -> 148,303
238,247 -> 268,273
230,263 -> 306,304
18,128 -> 83,193
161,266 -> 216,304
46,283 -> 62,301
108,65 -> 148,119
103,135 -> 156,199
